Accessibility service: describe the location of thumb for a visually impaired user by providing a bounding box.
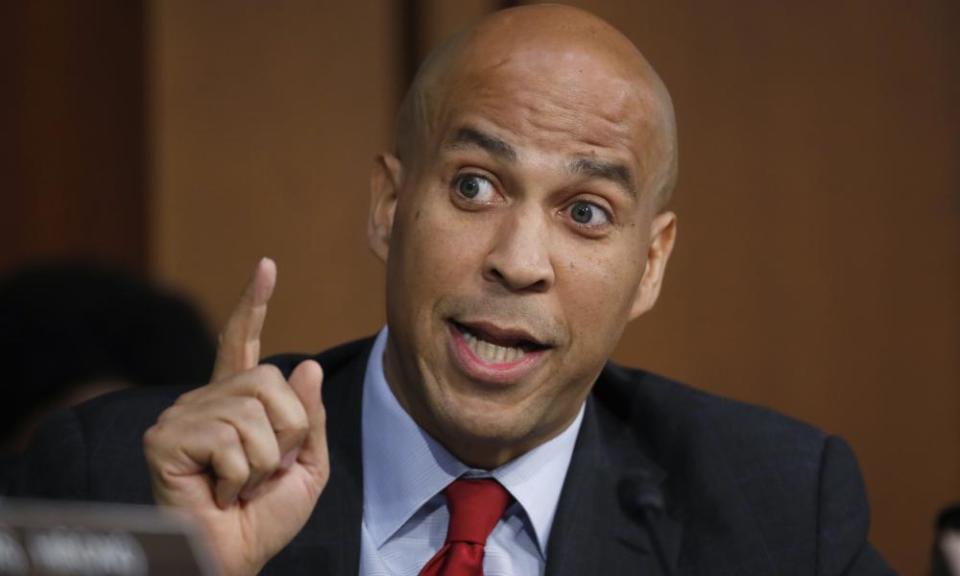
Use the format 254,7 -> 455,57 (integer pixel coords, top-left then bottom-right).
287,360 -> 328,479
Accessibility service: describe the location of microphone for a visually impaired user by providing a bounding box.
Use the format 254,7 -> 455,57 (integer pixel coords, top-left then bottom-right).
618,474 -> 675,576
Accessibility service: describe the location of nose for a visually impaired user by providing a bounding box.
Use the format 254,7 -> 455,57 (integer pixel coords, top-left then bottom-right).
482,206 -> 555,293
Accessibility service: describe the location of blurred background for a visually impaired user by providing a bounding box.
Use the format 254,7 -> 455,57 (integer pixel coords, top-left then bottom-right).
1,0 -> 957,572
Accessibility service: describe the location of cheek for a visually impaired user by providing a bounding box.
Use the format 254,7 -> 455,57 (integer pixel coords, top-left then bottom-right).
391,193 -> 494,323
558,242 -> 646,347
406,204 -> 485,285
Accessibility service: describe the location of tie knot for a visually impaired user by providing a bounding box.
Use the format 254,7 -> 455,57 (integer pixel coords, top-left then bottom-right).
443,478 -> 511,545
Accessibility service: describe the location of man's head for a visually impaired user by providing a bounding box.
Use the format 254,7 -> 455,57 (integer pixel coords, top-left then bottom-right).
367,4 -> 678,468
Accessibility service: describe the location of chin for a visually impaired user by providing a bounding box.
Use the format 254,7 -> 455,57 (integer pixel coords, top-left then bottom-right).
433,386 -> 542,449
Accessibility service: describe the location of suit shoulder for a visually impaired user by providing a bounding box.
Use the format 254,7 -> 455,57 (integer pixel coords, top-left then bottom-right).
14,385 -> 187,502
264,336 -> 374,378
74,384 -> 188,425
593,364 -> 829,523
595,362 -> 827,460
593,363 -> 885,572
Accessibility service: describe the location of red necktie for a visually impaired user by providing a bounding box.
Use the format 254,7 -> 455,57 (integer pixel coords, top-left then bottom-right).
419,478 -> 512,576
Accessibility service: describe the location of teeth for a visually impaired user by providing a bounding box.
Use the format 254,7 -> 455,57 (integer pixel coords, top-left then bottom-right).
461,328 -> 526,364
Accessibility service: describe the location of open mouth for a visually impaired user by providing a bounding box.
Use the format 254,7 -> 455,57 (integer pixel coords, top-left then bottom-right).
449,320 -> 549,365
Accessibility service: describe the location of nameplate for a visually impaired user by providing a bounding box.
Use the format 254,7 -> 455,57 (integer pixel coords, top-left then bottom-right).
0,499 -> 217,575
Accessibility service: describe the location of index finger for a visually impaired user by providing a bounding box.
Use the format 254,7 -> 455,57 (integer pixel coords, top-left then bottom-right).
212,257 -> 278,381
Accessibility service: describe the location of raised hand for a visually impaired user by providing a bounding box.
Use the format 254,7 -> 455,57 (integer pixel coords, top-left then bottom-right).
144,258 -> 328,575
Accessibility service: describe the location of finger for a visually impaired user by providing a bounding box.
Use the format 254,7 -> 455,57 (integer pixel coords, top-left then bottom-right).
287,360 -> 328,478
211,433 -> 251,509
214,364 -> 310,457
213,257 -> 277,381
204,396 -> 282,498
146,417 -> 250,509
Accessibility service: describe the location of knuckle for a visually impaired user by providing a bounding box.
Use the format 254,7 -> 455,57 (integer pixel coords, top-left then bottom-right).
237,396 -> 265,419
274,412 -> 309,450
142,424 -> 162,451
248,445 -> 281,473
212,422 -> 240,446
219,455 -> 249,483
254,363 -> 284,383
272,389 -> 307,423
156,405 -> 182,424
177,388 -> 203,404
290,408 -> 310,433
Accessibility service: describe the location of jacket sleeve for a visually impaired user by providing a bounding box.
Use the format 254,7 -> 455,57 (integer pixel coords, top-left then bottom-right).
8,387 -> 169,504
816,435 -> 896,576
9,407 -> 90,500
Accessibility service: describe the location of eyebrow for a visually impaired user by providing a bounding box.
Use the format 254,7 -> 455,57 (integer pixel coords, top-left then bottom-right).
568,157 -> 636,197
443,125 -> 636,198
443,126 -> 517,162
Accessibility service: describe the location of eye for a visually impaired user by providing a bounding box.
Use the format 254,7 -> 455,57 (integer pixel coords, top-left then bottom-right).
452,173 -> 497,204
567,200 -> 611,228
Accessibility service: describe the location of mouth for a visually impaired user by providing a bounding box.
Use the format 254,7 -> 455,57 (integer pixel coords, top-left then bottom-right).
446,320 -> 551,384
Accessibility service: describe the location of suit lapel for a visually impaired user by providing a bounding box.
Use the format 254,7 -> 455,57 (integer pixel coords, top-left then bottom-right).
262,339 -> 372,575
545,378 -> 683,576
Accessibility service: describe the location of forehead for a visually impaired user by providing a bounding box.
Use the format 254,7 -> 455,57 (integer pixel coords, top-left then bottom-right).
431,46 -> 656,175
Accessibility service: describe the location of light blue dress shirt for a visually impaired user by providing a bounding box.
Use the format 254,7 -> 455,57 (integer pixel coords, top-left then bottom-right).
359,328 -> 585,576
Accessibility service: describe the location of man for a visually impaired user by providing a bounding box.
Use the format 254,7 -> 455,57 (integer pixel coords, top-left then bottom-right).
14,5 -> 893,575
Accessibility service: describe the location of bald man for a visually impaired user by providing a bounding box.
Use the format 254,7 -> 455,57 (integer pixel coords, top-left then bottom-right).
14,6 -> 893,576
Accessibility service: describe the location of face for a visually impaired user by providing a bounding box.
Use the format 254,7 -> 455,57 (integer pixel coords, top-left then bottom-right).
369,44 -> 676,468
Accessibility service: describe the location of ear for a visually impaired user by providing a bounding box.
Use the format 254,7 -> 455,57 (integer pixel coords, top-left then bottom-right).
367,153 -> 404,263
628,211 -> 677,320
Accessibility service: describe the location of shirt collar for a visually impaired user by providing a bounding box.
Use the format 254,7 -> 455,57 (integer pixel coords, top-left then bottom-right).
361,327 -> 584,557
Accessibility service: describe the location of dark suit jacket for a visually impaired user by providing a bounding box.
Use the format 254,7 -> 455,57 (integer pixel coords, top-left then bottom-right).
12,337 -> 894,575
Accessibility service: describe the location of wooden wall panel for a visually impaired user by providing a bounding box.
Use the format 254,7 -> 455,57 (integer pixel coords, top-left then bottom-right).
0,1 -> 146,273
148,1 -> 398,352
419,0 -> 497,57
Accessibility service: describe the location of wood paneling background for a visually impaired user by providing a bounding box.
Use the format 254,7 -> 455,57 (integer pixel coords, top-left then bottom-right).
148,1 -> 398,350
0,1 -> 146,273
4,1 -> 957,572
